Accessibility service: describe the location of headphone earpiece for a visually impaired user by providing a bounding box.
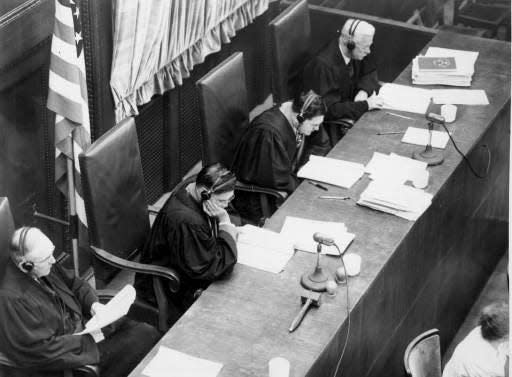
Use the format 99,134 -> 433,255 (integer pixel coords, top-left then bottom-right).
17,227 -> 34,273
201,190 -> 212,202
346,19 -> 361,51
296,113 -> 305,123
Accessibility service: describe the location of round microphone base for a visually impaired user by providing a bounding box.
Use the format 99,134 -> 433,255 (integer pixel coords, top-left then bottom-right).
412,149 -> 444,166
301,268 -> 329,292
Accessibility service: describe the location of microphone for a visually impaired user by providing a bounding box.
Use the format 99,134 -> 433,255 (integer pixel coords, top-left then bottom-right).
313,232 -> 335,246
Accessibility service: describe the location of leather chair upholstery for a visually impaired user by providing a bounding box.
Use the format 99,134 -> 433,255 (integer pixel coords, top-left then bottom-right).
196,53 -> 287,222
404,328 -> 442,377
79,118 -> 180,331
197,52 -> 249,168
269,0 -> 311,103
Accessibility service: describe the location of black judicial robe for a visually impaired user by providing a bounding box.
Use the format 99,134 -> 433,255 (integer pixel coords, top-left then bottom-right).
0,262 -> 99,376
136,181 -> 238,314
231,107 -> 303,224
303,39 -> 380,122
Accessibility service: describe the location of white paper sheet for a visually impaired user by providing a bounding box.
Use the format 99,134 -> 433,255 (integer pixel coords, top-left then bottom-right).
401,127 -> 450,149
236,225 -> 294,273
358,181 -> 433,221
431,89 -> 489,105
297,155 -> 365,189
280,216 -> 355,256
142,346 -> 223,377
75,284 -> 136,335
364,152 -> 427,184
378,83 -> 432,114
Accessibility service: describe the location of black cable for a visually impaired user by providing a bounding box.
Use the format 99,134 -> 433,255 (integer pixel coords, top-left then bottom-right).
332,243 -> 351,377
440,122 -> 491,179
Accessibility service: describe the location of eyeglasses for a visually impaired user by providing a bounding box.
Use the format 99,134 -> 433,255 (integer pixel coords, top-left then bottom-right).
215,195 -> 235,205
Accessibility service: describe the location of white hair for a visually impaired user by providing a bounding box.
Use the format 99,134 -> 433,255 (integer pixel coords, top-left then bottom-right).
340,19 -> 375,42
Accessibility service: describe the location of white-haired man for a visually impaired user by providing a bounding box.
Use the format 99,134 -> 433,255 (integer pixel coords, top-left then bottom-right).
0,227 -> 160,377
303,18 -> 384,149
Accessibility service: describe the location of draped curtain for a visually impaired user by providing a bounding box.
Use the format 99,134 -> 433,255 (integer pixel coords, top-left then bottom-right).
110,0 -> 269,122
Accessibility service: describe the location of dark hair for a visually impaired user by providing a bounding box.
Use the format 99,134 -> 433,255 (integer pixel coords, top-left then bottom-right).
196,163 -> 236,194
479,302 -> 509,341
292,90 -> 326,120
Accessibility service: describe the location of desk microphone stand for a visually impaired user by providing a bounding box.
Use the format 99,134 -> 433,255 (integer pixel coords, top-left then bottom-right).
412,113 -> 444,166
301,242 -> 329,292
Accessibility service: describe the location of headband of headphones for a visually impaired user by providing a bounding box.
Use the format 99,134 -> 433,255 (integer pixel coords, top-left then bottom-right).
201,170 -> 236,201
296,92 -> 319,124
12,227 -> 35,273
346,19 -> 361,50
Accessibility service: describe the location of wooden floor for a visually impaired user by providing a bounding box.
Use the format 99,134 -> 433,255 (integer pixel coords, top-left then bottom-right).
442,251 -> 509,366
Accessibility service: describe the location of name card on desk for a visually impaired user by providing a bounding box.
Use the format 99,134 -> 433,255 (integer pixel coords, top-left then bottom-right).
142,346 -> 223,377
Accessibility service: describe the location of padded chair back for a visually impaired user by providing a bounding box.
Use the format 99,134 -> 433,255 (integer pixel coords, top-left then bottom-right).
269,0 -> 311,103
197,52 -> 249,168
404,329 -> 442,377
0,198 -> 14,268
79,118 -> 150,263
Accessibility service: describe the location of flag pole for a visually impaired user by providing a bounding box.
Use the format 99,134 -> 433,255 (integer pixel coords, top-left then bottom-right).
66,132 -> 80,276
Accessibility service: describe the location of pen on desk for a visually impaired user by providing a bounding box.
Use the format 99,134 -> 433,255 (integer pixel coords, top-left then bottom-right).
308,181 -> 328,191
319,195 -> 350,200
386,112 -> 414,120
376,131 -> 404,135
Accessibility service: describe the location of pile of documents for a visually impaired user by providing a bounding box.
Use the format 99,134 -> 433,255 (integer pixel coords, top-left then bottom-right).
280,216 -> 355,256
236,225 -> 294,273
357,180 -> 433,221
365,152 -> 428,184
297,155 -> 365,189
412,47 -> 479,86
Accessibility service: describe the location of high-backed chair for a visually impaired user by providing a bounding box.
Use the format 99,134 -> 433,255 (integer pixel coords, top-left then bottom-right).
404,328 -> 442,377
0,197 -> 99,377
196,52 -> 287,221
79,118 -> 180,331
269,0 -> 311,104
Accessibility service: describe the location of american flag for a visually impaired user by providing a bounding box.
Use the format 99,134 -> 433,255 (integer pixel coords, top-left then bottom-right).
47,0 -> 90,262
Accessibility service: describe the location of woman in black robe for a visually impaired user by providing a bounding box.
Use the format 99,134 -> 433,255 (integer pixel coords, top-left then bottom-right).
232,91 -> 326,225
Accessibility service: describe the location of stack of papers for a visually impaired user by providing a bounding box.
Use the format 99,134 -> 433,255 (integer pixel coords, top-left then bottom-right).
365,152 -> 428,184
142,346 -> 223,377
401,127 -> 450,149
297,155 -> 365,189
357,181 -> 433,221
412,47 -> 479,86
280,216 -> 355,256
236,225 -> 294,273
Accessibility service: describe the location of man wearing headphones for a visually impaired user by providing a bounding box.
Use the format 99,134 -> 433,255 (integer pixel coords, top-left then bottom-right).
0,227 -> 160,377
136,163 -> 238,319
231,90 -> 326,225
303,19 -> 384,148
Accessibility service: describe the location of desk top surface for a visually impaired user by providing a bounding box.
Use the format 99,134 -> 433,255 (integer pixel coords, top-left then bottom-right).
129,31 -> 510,377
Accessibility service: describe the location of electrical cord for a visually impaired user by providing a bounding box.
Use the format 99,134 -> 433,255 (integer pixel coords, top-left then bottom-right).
332,243 -> 351,377
440,122 -> 491,179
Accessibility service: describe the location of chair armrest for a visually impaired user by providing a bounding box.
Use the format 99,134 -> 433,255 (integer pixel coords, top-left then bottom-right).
91,246 -> 180,293
235,182 -> 288,201
323,118 -> 355,130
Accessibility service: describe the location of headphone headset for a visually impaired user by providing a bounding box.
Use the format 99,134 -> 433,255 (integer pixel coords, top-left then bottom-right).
14,227 -> 34,273
296,92 -> 318,124
346,19 -> 361,51
200,171 -> 236,202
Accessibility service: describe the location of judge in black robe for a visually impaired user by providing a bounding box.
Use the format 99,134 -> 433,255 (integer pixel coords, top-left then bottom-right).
303,19 -> 382,149
135,163 -> 238,320
232,92 -> 326,224
0,227 -> 159,377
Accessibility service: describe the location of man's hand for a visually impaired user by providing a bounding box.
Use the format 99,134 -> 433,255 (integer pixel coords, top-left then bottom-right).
202,199 -> 230,224
354,90 -> 369,102
90,302 -> 107,317
366,92 -> 384,110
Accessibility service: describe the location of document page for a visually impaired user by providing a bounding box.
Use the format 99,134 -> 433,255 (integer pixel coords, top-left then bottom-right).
142,346 -> 223,377
280,216 -> 355,256
297,155 -> 365,189
75,284 -> 136,335
431,89 -> 489,105
236,225 -> 294,273
378,83 -> 432,114
401,127 -> 449,149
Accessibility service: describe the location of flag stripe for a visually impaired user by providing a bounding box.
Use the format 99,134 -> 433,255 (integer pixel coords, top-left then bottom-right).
53,17 -> 75,44
49,71 -> 84,105
50,36 -> 85,75
48,85 -> 83,124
